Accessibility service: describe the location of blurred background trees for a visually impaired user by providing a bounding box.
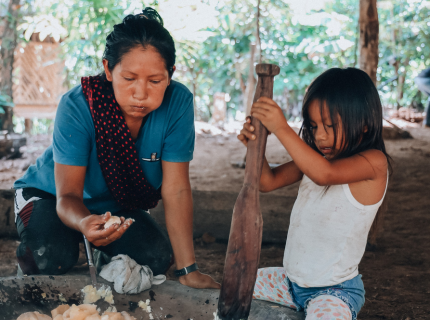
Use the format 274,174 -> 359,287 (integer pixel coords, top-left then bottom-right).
1,0 -> 429,130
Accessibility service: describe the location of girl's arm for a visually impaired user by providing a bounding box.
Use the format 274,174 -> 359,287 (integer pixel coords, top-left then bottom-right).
250,97 -> 387,186
161,160 -> 220,289
238,118 -> 303,192
259,158 -> 303,192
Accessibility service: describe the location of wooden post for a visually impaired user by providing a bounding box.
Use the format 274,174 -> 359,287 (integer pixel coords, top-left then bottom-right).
244,44 -> 256,116
359,0 -> 379,85
24,119 -> 32,135
217,64 -> 280,320
0,0 -> 20,132
212,93 -> 227,124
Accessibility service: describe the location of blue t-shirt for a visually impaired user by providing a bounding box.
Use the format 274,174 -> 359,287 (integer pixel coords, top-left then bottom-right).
14,80 -> 195,214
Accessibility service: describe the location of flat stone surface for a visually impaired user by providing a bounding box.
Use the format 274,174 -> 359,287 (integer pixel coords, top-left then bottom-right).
0,275 -> 304,320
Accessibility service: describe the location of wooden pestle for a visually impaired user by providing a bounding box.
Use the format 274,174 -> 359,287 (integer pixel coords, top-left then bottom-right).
217,64 -> 280,320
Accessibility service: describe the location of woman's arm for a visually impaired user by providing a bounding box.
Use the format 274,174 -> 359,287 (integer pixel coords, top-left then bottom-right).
161,160 -> 220,289
238,118 -> 303,192
55,163 -> 133,246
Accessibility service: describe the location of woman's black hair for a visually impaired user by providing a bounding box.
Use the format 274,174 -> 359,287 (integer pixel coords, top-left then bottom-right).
102,7 -> 175,77
300,67 -> 392,172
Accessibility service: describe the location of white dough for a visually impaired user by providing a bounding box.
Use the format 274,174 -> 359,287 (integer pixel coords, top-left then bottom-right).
81,285 -> 114,305
137,301 -> 147,309
17,312 -> 52,320
119,312 -> 136,320
81,286 -> 101,304
84,315 -> 101,320
104,216 -> 121,229
18,308 -> 136,320
100,312 -> 123,320
17,293 -> 136,320
51,305 -> 70,318
62,304 -> 98,320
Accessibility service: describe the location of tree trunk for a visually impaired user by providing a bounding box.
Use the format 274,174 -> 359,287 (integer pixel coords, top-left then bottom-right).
353,21 -> 359,67
359,0 -> 379,85
256,0 -> 262,65
389,12 -> 402,110
244,44 -> 256,116
0,0 -> 20,132
24,119 -> 32,135
283,87 -> 290,119
191,72 -> 197,120
397,63 -> 407,107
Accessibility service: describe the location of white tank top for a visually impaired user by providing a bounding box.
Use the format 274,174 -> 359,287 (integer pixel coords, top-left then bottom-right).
283,174 -> 388,287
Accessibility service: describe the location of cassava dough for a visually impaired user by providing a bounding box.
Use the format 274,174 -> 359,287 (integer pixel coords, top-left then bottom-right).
18,304 -> 136,320
104,216 -> 121,229
17,312 -> 52,320
51,305 -> 70,318
81,285 -> 113,305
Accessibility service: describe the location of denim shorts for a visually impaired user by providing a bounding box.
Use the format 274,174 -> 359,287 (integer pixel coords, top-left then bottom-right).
287,274 -> 365,320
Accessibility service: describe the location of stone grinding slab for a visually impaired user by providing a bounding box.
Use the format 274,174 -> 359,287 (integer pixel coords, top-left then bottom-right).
0,275 -> 304,320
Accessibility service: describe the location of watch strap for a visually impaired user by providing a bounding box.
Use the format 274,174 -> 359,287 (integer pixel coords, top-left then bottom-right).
174,262 -> 199,277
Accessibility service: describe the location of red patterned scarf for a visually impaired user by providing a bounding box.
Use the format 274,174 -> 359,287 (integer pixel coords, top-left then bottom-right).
81,75 -> 161,210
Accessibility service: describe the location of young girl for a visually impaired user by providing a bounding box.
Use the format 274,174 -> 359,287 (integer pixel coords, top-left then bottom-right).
238,68 -> 391,320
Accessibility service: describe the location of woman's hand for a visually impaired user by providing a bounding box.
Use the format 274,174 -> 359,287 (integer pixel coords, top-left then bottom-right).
251,97 -> 288,135
179,270 -> 221,289
79,211 -> 134,247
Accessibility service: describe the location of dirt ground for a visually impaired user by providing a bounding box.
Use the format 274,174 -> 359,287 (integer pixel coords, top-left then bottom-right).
1,121 -> 430,319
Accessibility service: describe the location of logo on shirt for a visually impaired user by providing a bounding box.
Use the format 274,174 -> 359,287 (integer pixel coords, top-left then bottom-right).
142,152 -> 160,162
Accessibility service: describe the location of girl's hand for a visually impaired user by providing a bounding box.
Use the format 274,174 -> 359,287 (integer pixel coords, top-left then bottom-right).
79,211 -> 134,247
179,270 -> 221,289
237,117 -> 255,146
251,97 -> 288,135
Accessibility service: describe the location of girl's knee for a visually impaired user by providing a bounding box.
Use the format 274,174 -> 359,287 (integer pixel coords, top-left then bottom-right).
306,295 -> 352,320
255,267 -> 288,283
253,267 -> 295,309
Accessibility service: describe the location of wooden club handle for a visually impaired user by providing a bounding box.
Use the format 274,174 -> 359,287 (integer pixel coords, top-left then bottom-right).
244,64 -> 280,187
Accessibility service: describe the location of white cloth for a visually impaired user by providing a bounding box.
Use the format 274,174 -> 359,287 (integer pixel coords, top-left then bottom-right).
100,254 -> 166,294
283,174 -> 388,287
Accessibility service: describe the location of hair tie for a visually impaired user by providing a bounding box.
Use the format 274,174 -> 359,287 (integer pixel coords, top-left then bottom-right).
138,12 -> 149,19
136,7 -> 164,26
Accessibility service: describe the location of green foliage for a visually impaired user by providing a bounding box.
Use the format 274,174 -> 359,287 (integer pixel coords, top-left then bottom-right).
18,14 -> 67,42
31,118 -> 54,134
181,0 -> 430,118
0,94 -> 14,108
12,117 -> 54,134
175,0 -> 362,119
377,0 -> 430,109
52,0 -> 135,87
19,0 -> 430,121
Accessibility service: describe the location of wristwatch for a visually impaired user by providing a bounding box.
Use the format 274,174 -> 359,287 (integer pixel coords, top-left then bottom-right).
174,262 -> 199,277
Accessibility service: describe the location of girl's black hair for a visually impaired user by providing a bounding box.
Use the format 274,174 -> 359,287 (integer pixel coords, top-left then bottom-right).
300,67 -> 392,172
102,7 -> 175,77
